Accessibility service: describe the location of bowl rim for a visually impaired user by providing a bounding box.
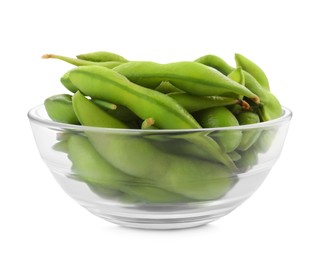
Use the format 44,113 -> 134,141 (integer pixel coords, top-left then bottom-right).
28,104 -> 292,134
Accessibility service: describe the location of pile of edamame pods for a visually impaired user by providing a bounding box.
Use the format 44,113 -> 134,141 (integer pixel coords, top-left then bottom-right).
43,51 -> 282,204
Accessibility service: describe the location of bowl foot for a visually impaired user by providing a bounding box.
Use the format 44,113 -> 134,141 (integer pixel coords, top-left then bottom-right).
89,210 -> 230,230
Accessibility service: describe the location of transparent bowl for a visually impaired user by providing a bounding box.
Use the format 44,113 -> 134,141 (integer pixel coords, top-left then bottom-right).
28,105 -> 292,229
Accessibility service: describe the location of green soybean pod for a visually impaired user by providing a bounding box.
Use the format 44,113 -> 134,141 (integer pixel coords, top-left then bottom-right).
68,65 -> 236,169
68,134 -> 188,203
72,91 -> 128,128
236,147 -> 259,172
113,61 -> 260,103
52,140 -> 69,153
193,107 -> 242,153
253,129 -> 277,153
236,112 -> 262,151
60,71 -> 78,93
242,71 -> 282,121
194,54 -> 234,75
90,134 -> 236,200
235,53 -> 270,91
44,94 -> 80,124
69,65 -> 201,129
72,93 -> 237,200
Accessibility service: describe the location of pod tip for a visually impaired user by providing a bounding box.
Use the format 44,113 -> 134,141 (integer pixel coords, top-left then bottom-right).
238,100 -> 250,110
252,96 -> 260,104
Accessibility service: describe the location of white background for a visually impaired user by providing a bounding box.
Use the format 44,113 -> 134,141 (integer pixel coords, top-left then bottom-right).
1,0 -> 329,259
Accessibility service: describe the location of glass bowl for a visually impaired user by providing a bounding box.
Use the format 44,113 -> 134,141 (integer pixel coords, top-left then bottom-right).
28,104 -> 292,229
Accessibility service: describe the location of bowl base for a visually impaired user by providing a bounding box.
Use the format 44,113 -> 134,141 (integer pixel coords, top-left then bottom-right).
91,211 -> 228,230
87,205 -> 234,230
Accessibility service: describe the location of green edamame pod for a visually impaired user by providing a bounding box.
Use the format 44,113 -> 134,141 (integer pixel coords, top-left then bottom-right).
60,71 -> 78,93
72,91 -> 128,129
228,151 -> 242,162
194,54 -> 234,75
235,53 -> 270,91
253,129 -> 277,153
236,112 -> 262,151
68,134 -> 188,203
193,107 -> 242,153
88,185 -> 123,199
91,133 -> 236,200
236,147 -> 259,172
76,51 -> 128,62
52,140 -> 69,153
242,71 -> 282,121
68,134 -> 132,189
44,94 -> 80,124
69,66 -> 200,129
72,95 -> 237,200
42,54 -> 123,69
68,65 -> 236,169
167,93 -> 239,113
153,139 -> 216,163
113,61 -> 260,103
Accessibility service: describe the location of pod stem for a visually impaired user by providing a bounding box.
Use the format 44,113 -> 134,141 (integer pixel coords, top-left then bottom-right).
42,54 -> 93,66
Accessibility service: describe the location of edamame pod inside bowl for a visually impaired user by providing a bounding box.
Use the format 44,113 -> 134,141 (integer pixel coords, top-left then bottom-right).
28,104 -> 292,230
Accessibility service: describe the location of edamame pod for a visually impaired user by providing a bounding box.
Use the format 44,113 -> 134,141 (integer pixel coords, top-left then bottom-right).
253,129 -> 277,153
72,95 -> 237,200
44,94 -> 80,124
69,66 -> 200,129
154,139 -> 221,163
91,133 -> 236,200
193,107 -> 242,153
113,61 -> 260,103
60,71 -> 78,93
236,147 -> 259,172
194,54 -> 234,75
228,151 -> 242,162
72,91 -> 128,128
68,134 -> 189,203
76,51 -> 128,62
236,112 -> 262,151
52,140 -> 69,153
68,65 -> 236,169
235,53 -> 270,91
242,71 -> 282,121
